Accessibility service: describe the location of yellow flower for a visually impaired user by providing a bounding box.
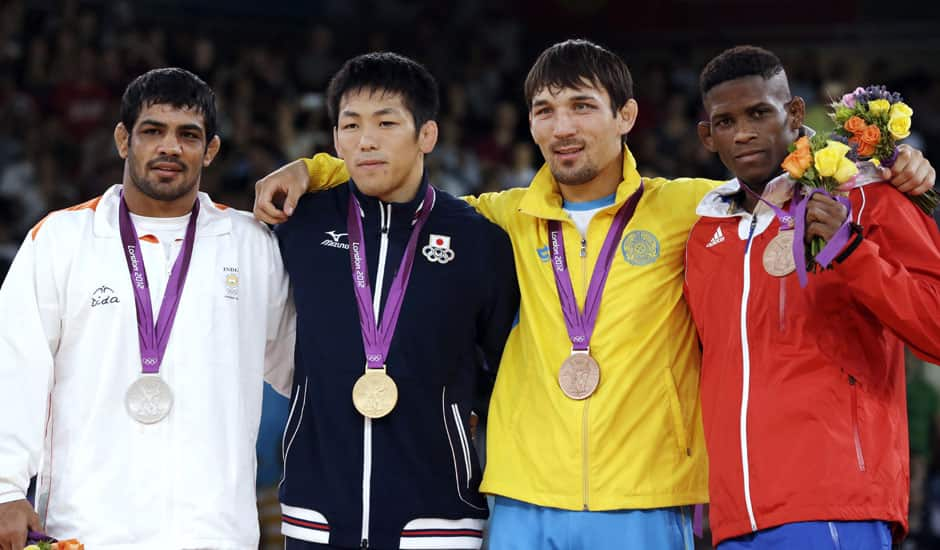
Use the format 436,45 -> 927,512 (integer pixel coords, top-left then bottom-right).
888,115 -> 911,139
868,99 -> 890,116
833,157 -> 859,184
814,141 -> 852,178
889,101 -> 913,118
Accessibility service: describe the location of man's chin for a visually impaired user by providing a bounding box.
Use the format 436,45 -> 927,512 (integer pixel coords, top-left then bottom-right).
136,180 -> 196,202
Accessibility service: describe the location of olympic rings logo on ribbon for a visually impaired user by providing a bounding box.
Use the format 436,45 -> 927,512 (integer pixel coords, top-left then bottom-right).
366,354 -> 383,362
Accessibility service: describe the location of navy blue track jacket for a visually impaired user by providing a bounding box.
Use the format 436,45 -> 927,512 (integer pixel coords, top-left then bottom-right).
275,176 -> 519,550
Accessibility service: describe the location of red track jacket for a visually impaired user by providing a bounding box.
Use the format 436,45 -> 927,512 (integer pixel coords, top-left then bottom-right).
683,175 -> 940,546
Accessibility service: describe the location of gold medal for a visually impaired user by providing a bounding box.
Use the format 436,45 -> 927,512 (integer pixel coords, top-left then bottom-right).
763,231 -> 796,277
352,368 -> 398,418
558,353 -> 601,400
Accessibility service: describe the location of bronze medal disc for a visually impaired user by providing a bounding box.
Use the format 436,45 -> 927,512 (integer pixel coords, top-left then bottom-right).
352,369 -> 398,419
558,353 -> 601,400
762,231 -> 796,277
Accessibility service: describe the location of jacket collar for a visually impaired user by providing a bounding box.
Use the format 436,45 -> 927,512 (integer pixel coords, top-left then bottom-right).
349,173 -> 432,227
94,184 -> 233,238
518,145 -> 643,221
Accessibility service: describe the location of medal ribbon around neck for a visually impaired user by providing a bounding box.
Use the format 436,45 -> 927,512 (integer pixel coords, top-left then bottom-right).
118,191 -> 199,375
347,185 -> 436,370
547,183 -> 644,352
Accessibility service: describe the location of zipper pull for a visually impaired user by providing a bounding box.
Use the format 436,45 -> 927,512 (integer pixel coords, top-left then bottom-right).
580,238 -> 587,258
361,539 -> 368,549
849,375 -> 856,385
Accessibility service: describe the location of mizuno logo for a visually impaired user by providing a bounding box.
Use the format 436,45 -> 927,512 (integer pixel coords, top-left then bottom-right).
706,227 -> 725,248
321,230 -> 349,250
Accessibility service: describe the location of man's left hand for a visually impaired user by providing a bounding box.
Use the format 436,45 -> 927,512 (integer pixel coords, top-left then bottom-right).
805,193 -> 849,243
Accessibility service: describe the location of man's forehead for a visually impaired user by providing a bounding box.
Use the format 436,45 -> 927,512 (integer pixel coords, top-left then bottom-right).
137,102 -> 206,128
704,73 -> 790,112
340,87 -> 407,113
532,78 -> 608,103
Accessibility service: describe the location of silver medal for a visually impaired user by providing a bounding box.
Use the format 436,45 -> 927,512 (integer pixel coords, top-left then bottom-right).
125,375 -> 174,424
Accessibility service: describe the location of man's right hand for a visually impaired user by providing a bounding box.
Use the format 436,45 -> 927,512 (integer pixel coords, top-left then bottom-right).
0,499 -> 41,550
253,159 -> 311,225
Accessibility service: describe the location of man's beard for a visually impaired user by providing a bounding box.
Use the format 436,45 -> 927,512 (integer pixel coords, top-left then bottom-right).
551,162 -> 599,186
128,154 -> 196,202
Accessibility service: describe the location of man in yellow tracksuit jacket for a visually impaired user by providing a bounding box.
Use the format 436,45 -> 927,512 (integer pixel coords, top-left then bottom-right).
256,40 -> 717,549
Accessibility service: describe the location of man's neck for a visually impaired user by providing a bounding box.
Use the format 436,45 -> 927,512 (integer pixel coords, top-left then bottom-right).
370,163 -> 424,204
123,183 -> 198,218
557,152 -> 623,203
738,176 -> 775,213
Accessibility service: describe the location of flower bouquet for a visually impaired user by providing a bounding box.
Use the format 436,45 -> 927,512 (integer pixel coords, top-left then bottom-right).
780,134 -> 857,286
830,85 -> 939,215
25,531 -> 84,550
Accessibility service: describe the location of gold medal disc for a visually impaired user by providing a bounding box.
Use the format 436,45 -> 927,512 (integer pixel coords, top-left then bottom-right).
558,353 -> 601,400
352,368 -> 398,418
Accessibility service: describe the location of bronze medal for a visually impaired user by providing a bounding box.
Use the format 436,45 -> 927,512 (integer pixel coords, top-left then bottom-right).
762,231 -> 796,277
558,353 -> 601,400
352,368 -> 398,418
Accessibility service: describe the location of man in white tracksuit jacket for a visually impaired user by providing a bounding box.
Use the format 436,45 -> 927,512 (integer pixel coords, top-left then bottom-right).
0,68 -> 295,549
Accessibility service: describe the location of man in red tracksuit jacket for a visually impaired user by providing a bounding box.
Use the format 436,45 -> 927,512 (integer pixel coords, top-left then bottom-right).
684,45 -> 940,549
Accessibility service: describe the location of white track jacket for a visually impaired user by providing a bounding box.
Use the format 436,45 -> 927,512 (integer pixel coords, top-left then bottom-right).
0,185 -> 295,549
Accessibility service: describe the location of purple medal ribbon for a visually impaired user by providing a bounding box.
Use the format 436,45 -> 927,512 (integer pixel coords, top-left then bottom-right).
741,182 -> 853,287
547,183 -> 644,351
348,185 -> 435,370
118,192 -> 199,374
791,185 -> 853,287
740,183 -> 795,230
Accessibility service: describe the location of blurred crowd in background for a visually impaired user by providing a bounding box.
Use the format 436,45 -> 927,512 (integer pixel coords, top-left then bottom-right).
2,0 -> 940,548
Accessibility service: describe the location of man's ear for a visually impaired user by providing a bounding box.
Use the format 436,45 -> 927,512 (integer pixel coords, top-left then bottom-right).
697,121 -> 717,153
616,99 -> 639,136
417,120 -> 438,154
114,123 -> 129,159
203,135 -> 221,167
787,96 -> 806,130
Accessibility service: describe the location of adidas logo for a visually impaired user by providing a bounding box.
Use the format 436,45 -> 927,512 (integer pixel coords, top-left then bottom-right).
706,227 -> 725,248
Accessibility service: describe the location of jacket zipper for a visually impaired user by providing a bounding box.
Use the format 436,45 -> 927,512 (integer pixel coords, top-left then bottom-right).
360,202 -> 391,549
849,375 -> 866,471
739,215 -> 758,532
579,235 -> 591,510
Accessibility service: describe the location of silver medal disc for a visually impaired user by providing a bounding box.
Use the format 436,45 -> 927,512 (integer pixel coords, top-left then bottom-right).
125,375 -> 174,424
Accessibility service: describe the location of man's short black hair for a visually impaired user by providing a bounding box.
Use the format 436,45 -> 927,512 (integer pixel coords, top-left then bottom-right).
699,45 -> 785,97
120,67 -> 217,142
524,39 -> 634,114
326,52 -> 439,134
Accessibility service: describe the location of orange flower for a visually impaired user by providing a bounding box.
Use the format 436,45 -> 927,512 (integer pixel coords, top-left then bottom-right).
859,124 -> 881,146
793,135 -> 811,153
781,138 -> 813,179
850,135 -> 876,157
844,116 -> 867,135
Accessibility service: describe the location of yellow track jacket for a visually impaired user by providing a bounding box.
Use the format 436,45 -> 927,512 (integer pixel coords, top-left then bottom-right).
303,148 -> 718,511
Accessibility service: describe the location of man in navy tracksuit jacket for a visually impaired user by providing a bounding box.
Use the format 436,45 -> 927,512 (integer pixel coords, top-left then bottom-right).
274,53 -> 519,550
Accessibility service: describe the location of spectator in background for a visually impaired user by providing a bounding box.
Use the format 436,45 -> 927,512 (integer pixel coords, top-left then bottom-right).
907,348 -> 940,549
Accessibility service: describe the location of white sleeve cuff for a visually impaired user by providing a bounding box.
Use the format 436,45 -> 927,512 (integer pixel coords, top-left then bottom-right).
0,487 -> 27,505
